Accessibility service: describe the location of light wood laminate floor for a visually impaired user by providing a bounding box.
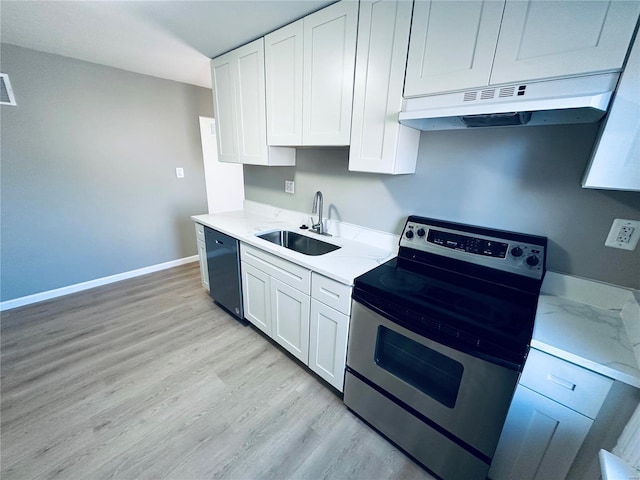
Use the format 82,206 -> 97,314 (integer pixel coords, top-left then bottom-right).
1,263 -> 434,480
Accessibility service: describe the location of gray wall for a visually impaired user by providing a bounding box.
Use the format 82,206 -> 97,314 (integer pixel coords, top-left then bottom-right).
244,125 -> 640,289
1,44 -> 212,302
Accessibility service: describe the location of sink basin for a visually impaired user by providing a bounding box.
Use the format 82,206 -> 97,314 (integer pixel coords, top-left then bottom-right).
257,230 -> 341,256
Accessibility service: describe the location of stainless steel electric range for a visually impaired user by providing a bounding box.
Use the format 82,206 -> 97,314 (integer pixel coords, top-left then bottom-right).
344,216 -> 547,480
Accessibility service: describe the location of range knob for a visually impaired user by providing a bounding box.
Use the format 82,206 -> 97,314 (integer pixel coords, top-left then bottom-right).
417,228 -> 426,237
526,255 -> 540,267
510,246 -> 524,258
405,230 -> 414,239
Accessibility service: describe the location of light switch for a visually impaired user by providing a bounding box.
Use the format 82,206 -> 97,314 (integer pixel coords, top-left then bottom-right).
176,167 -> 184,178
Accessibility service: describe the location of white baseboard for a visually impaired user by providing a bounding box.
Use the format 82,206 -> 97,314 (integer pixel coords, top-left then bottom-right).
0,255 -> 199,312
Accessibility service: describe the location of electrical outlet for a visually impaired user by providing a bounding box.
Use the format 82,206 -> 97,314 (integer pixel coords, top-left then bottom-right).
617,226 -> 634,243
284,180 -> 295,194
605,219 -> 640,250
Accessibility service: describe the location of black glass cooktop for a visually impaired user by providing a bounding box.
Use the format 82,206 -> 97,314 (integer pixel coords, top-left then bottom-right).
352,256 -> 539,370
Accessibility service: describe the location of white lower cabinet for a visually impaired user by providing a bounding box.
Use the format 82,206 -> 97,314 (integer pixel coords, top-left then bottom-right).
241,245 -> 310,361
195,223 -> 209,291
241,262 -> 272,336
271,277 -> 310,363
309,299 -> 349,391
489,385 -> 592,480
489,349 -> 613,480
239,243 -> 352,392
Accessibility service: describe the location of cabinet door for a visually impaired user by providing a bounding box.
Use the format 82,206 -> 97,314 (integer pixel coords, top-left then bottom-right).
211,40 -> 295,166
197,239 -> 209,291
303,0 -> 358,145
349,0 -> 420,175
488,385 -> 593,480
582,29 -> 640,191
309,299 -> 349,391
271,278 -> 310,364
211,53 -> 240,163
491,0 -> 640,85
241,263 -> 272,335
233,39 -> 269,165
404,0 -> 505,97
265,20 -> 303,146
195,224 -> 209,291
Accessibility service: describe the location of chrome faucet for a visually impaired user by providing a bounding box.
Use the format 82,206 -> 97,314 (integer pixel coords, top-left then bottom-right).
311,191 -> 330,236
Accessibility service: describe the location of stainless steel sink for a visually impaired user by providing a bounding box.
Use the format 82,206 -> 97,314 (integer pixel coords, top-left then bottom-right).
256,230 -> 341,256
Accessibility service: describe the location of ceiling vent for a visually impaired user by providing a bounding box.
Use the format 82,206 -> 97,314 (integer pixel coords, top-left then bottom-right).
1,74 -> 17,106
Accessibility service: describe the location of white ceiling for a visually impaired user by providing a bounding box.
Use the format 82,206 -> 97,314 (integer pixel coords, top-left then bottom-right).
0,0 -> 335,88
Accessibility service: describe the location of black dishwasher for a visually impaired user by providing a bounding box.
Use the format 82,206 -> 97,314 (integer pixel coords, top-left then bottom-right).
204,226 -> 244,322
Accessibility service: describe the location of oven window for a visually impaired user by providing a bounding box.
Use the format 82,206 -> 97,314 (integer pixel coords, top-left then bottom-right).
375,326 -> 463,408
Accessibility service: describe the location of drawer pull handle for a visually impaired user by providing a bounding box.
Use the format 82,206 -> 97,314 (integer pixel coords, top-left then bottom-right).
246,251 -> 303,282
547,374 -> 576,391
320,287 -> 340,299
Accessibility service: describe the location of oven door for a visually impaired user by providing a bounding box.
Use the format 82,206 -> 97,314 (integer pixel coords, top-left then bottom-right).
346,300 -> 519,459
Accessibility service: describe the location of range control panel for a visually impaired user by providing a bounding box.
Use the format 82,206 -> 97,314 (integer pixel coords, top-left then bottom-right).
427,229 -> 509,258
400,219 -> 546,280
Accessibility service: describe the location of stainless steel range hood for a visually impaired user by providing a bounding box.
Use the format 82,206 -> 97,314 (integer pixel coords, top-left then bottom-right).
398,73 -> 619,130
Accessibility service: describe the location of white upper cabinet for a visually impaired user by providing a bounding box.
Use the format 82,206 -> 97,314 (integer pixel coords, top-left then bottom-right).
491,0 -> 640,85
404,0 -> 505,97
404,0 -> 640,97
211,39 -> 295,166
582,30 -> 640,191
265,0 -> 359,146
265,20 -> 304,146
211,54 -> 239,163
349,0 -> 420,174
303,1 -> 358,145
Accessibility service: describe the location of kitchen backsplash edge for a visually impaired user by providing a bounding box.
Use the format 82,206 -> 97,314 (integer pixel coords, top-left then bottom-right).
541,271 -> 640,378
243,200 -> 400,253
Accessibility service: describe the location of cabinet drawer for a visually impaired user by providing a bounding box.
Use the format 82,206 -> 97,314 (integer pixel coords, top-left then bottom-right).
311,273 -> 351,315
195,223 -> 205,241
240,243 -> 311,295
520,349 -> 613,419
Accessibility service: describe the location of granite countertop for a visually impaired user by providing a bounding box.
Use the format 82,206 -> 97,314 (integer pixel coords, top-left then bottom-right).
192,201 -> 398,286
532,271 -> 640,388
